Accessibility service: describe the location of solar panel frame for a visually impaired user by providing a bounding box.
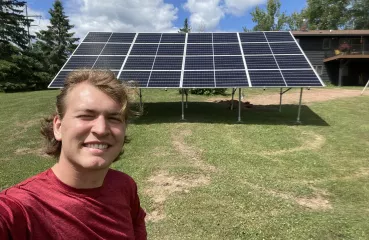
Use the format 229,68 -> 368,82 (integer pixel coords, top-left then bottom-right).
49,31 -> 325,89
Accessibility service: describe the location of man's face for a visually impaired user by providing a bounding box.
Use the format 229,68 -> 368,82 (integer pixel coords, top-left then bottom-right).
53,82 -> 126,171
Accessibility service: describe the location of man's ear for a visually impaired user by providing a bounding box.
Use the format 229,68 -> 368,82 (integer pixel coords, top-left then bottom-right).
53,115 -> 62,141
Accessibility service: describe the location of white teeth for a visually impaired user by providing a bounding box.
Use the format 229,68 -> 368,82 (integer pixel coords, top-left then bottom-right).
85,144 -> 108,150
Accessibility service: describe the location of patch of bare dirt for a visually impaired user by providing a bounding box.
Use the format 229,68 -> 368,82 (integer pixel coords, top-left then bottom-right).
145,128 -> 217,222
15,147 -> 50,158
244,181 -> 332,211
209,88 -> 369,106
145,171 -> 210,222
171,129 -> 216,172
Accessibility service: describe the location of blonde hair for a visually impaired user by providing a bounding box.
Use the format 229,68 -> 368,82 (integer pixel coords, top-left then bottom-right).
41,69 -> 131,159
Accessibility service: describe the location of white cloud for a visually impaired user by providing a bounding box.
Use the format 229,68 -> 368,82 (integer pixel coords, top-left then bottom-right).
66,0 -> 179,38
21,7 -> 49,36
183,0 -> 266,31
183,0 -> 224,32
224,0 -> 266,16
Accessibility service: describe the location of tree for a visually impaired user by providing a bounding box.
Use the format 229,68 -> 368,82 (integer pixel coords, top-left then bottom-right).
304,0 -> 350,30
347,0 -> 369,29
35,0 -> 79,76
286,11 -> 307,31
179,18 -> 191,33
0,0 -> 32,50
244,0 -> 288,31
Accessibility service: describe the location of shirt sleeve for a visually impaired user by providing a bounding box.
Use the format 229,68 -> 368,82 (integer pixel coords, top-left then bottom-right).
130,181 -> 147,240
0,194 -> 29,240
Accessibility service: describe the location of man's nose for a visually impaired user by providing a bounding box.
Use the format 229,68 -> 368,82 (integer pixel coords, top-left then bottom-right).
92,115 -> 109,136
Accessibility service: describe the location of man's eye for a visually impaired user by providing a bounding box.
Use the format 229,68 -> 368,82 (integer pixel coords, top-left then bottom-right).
109,117 -> 122,122
78,115 -> 93,119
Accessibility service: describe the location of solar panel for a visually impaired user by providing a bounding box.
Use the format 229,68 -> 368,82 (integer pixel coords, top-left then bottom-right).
160,33 -> 186,43
101,44 -> 130,55
148,71 -> 181,87
183,71 -> 215,88
186,44 -> 213,55
213,44 -> 241,55
157,44 -> 184,55
83,32 -> 111,42
74,43 -> 105,55
185,56 -> 213,70
49,31 -> 324,89
93,56 -> 125,69
108,33 -> 135,43
215,71 -> 249,87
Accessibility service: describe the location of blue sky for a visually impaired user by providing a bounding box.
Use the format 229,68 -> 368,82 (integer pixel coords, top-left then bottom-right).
26,0 -> 307,38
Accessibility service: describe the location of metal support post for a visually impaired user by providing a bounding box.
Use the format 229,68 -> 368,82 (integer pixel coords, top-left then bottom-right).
279,88 -> 283,112
231,88 -> 236,110
297,88 -> 303,123
181,89 -> 185,120
361,79 -> 369,95
139,89 -> 143,111
185,89 -> 188,108
238,88 -> 242,122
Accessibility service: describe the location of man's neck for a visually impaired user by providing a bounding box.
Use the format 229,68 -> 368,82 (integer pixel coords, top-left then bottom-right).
51,161 -> 109,189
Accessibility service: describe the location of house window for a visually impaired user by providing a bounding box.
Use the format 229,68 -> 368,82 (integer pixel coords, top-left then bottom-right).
323,38 -> 331,49
313,65 -> 323,75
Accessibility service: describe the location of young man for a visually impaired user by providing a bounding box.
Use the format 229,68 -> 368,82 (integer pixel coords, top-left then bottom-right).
0,70 -> 147,239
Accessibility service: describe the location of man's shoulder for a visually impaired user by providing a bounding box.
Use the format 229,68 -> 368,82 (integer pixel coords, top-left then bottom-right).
1,169 -> 51,200
107,169 -> 136,183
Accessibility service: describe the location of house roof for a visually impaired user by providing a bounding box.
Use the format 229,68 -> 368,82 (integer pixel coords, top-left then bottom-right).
291,30 -> 369,36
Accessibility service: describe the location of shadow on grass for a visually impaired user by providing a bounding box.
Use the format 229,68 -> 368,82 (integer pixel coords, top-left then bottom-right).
131,102 -> 329,126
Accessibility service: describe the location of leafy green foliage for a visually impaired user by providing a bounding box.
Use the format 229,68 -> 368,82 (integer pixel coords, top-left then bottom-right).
179,88 -> 227,96
34,0 -> 79,77
244,0 -> 288,31
347,0 -> 369,29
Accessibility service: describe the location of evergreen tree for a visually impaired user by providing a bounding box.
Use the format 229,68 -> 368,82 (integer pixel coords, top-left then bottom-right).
179,18 -> 191,33
35,0 -> 79,76
0,0 -> 32,50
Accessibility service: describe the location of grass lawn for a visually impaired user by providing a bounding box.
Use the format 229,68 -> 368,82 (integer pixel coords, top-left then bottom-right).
0,88 -> 368,239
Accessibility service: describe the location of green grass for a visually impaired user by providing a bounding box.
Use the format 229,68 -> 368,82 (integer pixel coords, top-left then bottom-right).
1,88 -> 369,239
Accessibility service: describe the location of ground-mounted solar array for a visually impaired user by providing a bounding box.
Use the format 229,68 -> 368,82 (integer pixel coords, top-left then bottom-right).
49,31 -> 324,88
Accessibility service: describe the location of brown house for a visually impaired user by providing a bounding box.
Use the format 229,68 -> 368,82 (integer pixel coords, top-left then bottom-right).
291,30 -> 369,86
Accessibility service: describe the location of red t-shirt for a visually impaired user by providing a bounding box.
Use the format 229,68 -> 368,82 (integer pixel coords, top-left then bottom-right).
0,169 -> 147,240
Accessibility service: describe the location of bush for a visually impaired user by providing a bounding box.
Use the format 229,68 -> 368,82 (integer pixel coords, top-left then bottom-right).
179,88 -> 227,95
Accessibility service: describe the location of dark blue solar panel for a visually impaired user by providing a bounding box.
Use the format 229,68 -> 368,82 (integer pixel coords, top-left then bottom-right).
157,44 -> 184,55
265,32 -> 294,42
148,71 -> 181,87
123,56 -> 155,70
160,33 -> 186,43
83,32 -> 111,42
74,43 -> 105,55
185,56 -> 213,70
239,32 -> 267,42
135,33 -> 161,43
249,70 -> 286,87
214,56 -> 244,70
119,71 -> 150,87
269,43 -> 302,54
242,43 -> 272,55
215,71 -> 248,87
49,71 -> 72,88
64,56 -> 97,69
245,55 -> 278,70
153,57 -> 183,70
282,70 -> 322,86
101,44 -> 130,55
130,44 -> 158,55
275,55 -> 310,69
213,33 -> 238,43
186,44 -> 213,55
187,33 -> 212,43
213,44 -> 241,55
93,56 -> 125,69
108,33 -> 135,43
183,71 -> 215,87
